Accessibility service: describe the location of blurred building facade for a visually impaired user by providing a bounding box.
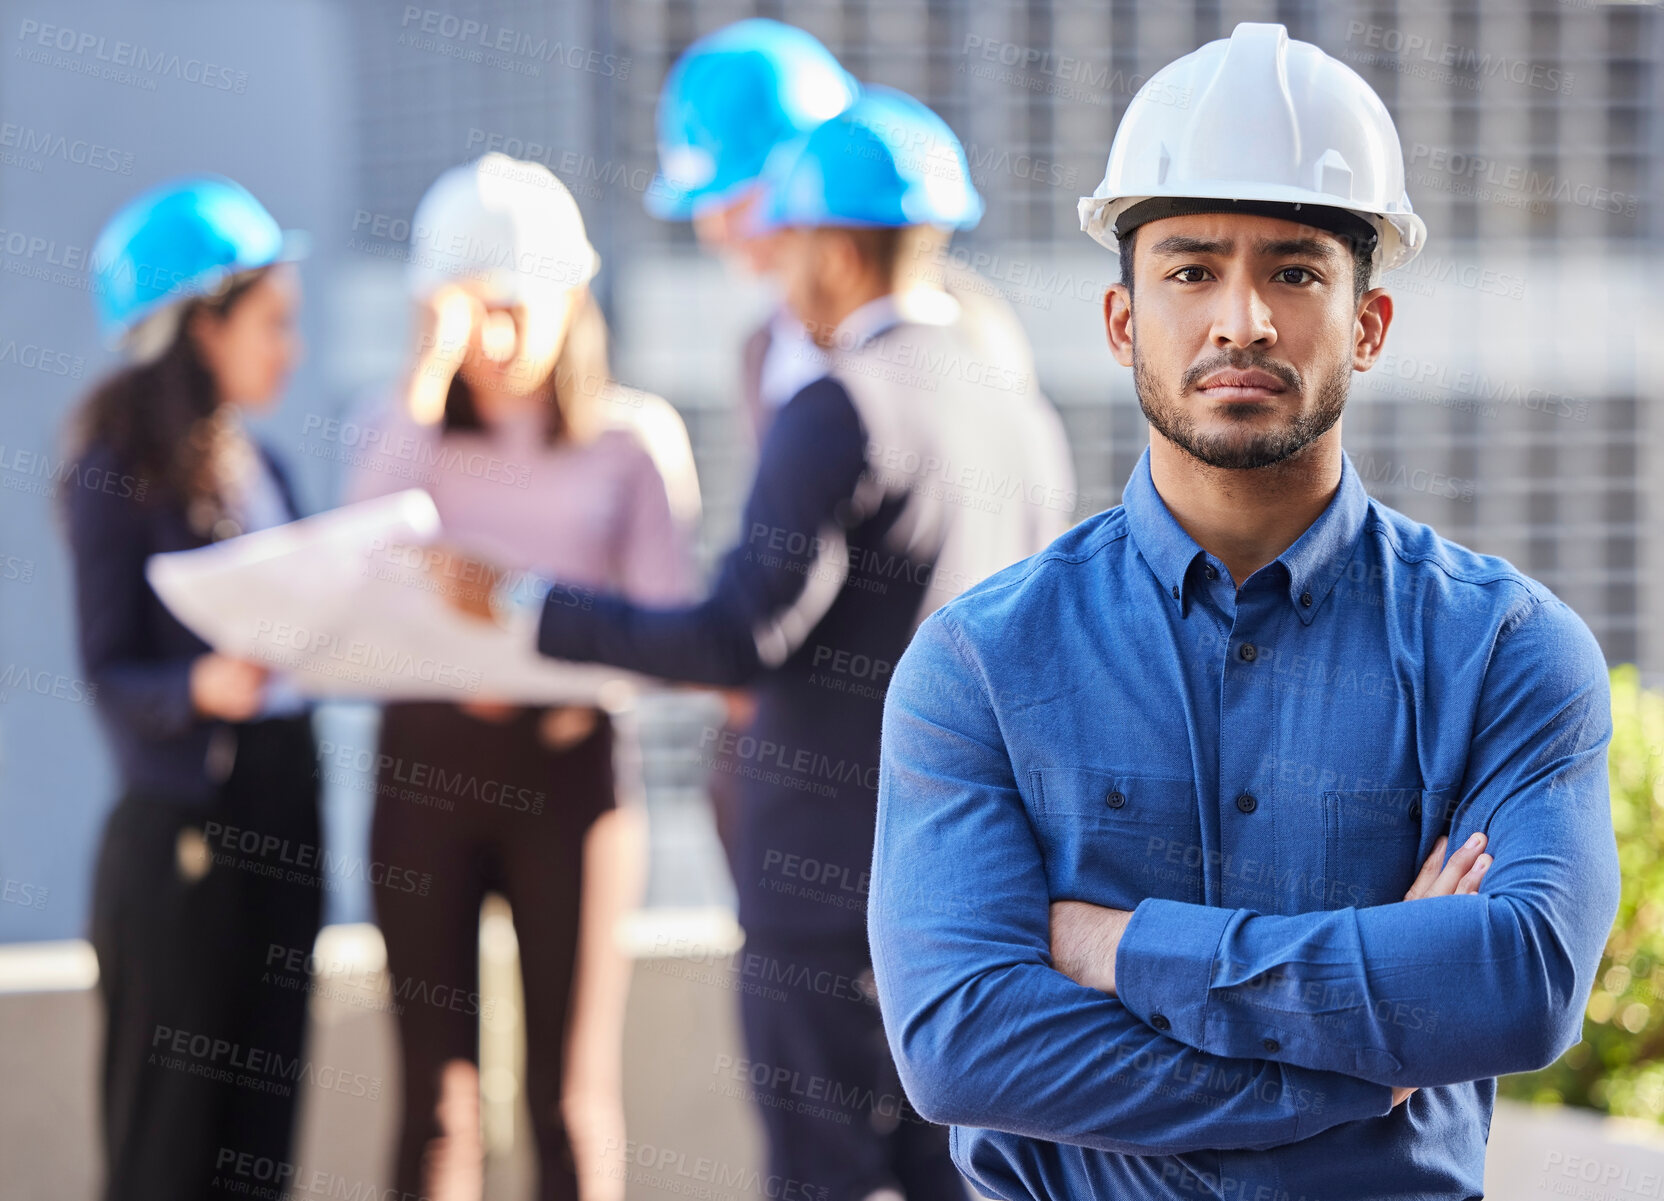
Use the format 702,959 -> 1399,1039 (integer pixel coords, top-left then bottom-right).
1,0 -> 1660,943
344,0 -> 1664,668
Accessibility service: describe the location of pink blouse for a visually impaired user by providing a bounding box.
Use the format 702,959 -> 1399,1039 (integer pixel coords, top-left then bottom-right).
344,397 -> 695,607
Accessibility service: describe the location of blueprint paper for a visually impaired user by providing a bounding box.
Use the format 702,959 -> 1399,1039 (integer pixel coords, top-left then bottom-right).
146,489 -> 643,704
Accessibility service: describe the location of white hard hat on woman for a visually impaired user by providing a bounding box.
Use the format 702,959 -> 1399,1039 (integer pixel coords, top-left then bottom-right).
406,152 -> 600,308
397,154 -> 698,523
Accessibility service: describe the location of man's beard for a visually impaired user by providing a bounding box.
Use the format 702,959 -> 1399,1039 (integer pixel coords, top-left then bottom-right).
1133,343 -> 1351,470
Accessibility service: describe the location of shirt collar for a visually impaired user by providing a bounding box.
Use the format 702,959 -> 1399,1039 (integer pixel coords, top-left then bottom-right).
1121,446 -> 1371,624
832,287 -> 961,351
834,294 -> 905,349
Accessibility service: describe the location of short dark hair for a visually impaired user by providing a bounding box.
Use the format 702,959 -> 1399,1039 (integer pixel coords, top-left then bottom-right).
1118,225 -> 1374,304
834,225 -> 908,284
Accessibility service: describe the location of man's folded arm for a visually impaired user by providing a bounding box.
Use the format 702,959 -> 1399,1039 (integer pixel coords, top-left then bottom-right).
869,611 -> 1394,1156
1113,597 -> 1621,1088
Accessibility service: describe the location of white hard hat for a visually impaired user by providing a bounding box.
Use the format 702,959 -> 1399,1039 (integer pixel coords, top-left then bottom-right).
407,153 -> 600,305
1078,22 -> 1426,282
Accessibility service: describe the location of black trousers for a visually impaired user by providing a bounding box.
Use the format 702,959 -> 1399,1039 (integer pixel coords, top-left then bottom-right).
371,702 -> 615,1201
90,714 -> 323,1201
738,932 -> 965,1201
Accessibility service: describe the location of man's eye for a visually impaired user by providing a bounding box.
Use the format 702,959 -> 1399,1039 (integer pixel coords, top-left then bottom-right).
1171,266 -> 1210,283
1276,267 -> 1318,285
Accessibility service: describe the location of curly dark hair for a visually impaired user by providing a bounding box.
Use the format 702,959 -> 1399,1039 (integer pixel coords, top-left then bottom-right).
66,269 -> 270,535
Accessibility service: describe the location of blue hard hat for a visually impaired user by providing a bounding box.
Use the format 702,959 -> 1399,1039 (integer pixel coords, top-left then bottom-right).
91,175 -> 308,348
752,85 -> 985,231
647,18 -> 859,221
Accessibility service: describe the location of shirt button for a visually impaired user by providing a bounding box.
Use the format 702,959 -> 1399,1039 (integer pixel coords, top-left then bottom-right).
1263,1037 -> 1280,1052
1105,789 -> 1126,809
1204,564 -> 1218,580
1150,1013 -> 1171,1032
1171,584 -> 1180,600
1238,642 -> 1258,662
1236,793 -> 1259,814
1300,591 -> 1313,607
1408,799 -> 1422,822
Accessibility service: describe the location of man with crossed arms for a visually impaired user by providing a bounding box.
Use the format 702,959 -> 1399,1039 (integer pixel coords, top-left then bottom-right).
869,24 -> 1620,1201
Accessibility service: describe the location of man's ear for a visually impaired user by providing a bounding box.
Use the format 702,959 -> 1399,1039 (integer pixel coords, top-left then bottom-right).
1104,284 -> 1134,368
1353,288 -> 1394,372
805,229 -> 844,298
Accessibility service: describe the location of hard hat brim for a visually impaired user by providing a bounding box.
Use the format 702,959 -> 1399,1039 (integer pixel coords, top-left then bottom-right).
104,228 -> 312,351
1080,190 -> 1426,278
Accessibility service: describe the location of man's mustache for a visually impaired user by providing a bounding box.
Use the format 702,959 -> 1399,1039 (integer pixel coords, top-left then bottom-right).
1180,350 -> 1302,395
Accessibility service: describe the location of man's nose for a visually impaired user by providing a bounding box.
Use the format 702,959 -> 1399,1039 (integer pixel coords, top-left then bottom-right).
1210,276 -> 1278,349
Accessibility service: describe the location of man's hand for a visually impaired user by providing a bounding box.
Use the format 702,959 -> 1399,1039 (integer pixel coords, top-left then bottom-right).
427,544 -> 506,622
1049,833 -> 1492,1106
189,653 -> 269,721
1404,832 -> 1491,901
1049,900 -> 1134,995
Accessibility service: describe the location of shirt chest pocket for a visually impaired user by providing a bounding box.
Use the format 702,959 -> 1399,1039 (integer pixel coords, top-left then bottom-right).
1029,768 -> 1202,907
1320,787 -> 1445,910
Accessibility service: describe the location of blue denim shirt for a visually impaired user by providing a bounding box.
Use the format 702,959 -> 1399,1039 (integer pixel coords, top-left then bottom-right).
870,447 -> 1619,1200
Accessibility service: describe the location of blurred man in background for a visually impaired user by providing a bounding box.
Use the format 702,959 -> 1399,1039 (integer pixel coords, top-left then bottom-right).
464,87 -> 1076,1201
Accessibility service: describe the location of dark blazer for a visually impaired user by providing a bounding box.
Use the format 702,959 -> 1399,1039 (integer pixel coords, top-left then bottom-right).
65,437 -> 305,806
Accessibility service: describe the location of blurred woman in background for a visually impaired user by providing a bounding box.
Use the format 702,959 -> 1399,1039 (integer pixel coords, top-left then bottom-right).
344,154 -> 697,1201
64,176 -> 319,1201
